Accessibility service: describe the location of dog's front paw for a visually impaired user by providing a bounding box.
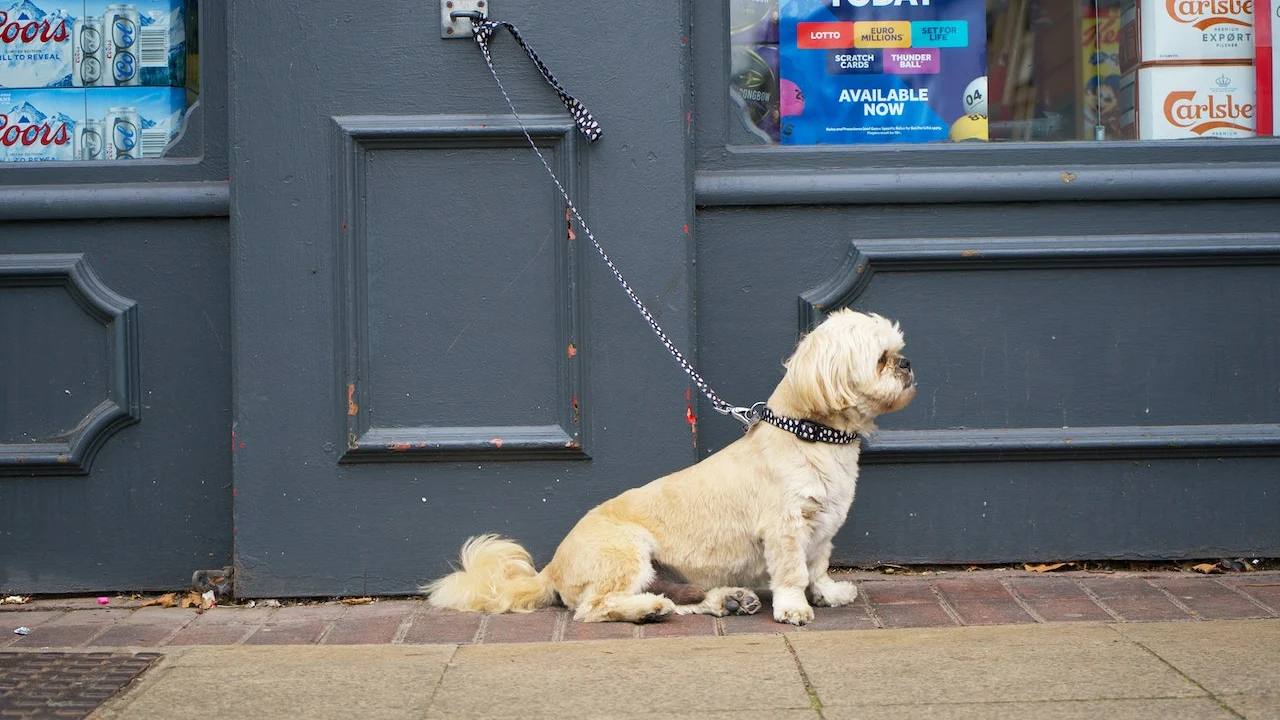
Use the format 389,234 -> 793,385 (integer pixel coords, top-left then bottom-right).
811,578 -> 858,607
773,602 -> 814,626
772,587 -> 814,625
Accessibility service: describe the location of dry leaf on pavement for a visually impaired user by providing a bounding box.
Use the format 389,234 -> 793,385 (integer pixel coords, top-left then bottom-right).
1024,562 -> 1069,573
141,593 -> 178,608
180,590 -> 216,612
342,597 -> 373,605
1192,563 -> 1220,574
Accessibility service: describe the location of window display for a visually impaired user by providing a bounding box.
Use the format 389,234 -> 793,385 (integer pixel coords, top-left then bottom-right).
730,0 -> 1277,143
0,0 -> 195,162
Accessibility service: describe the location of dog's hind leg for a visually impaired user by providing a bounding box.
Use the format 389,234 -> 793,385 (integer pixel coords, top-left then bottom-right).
674,587 -> 761,617
554,526 -> 676,623
574,591 -> 675,623
570,551 -> 675,623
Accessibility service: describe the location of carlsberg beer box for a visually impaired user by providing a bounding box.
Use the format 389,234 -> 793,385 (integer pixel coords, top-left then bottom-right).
0,0 -> 187,89
1119,0 -> 1255,69
1119,63 -> 1257,138
0,85 -> 184,161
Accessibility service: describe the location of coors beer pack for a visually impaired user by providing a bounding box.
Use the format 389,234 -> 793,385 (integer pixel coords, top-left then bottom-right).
1118,0 -> 1258,138
0,0 -> 188,161
0,85 -> 185,161
0,0 -> 187,89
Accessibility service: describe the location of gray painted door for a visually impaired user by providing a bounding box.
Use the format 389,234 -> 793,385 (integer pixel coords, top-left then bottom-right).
229,1 -> 699,596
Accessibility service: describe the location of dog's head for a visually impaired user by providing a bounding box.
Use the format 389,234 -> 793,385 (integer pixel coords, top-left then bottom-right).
772,309 -> 916,423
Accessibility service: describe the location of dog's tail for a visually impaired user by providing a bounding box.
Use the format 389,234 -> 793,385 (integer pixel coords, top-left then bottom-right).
422,534 -> 557,614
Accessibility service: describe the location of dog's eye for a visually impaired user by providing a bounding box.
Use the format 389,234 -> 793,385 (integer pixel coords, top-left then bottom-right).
878,352 -> 888,369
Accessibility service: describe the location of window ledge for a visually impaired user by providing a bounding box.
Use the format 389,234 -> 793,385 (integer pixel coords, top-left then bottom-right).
696,162 -> 1280,207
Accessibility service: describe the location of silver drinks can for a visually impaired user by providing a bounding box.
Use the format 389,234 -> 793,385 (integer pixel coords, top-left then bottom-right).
75,118 -> 106,160
104,4 -> 141,86
104,106 -> 141,159
72,17 -> 106,87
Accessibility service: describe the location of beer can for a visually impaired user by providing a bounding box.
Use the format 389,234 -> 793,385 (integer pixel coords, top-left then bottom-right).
104,4 -> 142,87
72,17 -> 106,87
105,106 -> 142,160
75,119 -> 106,160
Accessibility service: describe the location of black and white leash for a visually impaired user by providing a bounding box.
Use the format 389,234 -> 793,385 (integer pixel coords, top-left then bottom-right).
466,18 -> 857,445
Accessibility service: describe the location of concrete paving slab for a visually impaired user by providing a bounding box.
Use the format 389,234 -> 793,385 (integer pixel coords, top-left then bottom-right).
788,624 -> 1204,707
1115,619 -> 1280,696
823,698 -> 1236,719
1219,693 -> 1280,720
426,634 -> 813,719
90,645 -> 456,720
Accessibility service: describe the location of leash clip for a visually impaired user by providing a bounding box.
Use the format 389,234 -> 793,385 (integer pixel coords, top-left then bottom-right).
726,402 -> 767,430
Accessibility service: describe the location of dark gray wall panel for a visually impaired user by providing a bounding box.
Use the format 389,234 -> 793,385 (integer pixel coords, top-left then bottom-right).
334,116 -> 587,463
0,254 -> 140,474
839,458 -> 1280,565
3,285 -> 113,445
800,235 -> 1280,431
695,200 -> 1280,562
0,219 -> 231,593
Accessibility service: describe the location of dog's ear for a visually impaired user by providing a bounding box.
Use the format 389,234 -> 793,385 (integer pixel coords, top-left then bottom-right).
778,323 -> 867,415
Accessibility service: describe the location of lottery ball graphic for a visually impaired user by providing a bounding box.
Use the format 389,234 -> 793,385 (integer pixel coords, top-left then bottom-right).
949,113 -> 988,142
780,78 -> 805,117
962,76 -> 988,118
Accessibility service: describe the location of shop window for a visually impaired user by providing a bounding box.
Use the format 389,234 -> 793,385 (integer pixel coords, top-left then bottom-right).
730,0 -> 1276,145
0,0 -> 198,163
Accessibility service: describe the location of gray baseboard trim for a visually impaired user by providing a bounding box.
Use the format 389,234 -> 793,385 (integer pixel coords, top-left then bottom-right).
862,424 -> 1280,463
695,163 -> 1280,207
0,181 -> 231,220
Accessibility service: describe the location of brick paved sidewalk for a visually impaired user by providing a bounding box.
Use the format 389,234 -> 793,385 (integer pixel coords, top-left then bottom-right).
3,571 -> 1277,649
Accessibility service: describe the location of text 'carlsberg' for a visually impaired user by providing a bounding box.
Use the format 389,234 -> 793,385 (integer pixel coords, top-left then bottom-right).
1165,0 -> 1253,24
1164,89 -> 1255,134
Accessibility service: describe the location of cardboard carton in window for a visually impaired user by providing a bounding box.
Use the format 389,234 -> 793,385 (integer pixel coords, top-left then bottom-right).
0,84 -> 183,161
0,0 -> 186,89
1119,0 -> 1255,70
1119,62 -> 1257,139
84,84 -> 184,158
0,87 -> 79,160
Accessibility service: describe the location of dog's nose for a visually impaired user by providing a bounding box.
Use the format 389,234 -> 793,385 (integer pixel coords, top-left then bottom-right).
898,357 -> 911,371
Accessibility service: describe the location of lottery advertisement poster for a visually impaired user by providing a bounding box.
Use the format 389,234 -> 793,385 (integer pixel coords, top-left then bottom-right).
779,0 -> 988,144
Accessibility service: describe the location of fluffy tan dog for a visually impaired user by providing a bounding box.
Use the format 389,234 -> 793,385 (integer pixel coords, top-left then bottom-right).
424,309 -> 915,625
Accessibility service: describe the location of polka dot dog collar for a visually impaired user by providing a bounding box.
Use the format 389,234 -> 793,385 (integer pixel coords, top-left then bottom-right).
758,406 -> 859,445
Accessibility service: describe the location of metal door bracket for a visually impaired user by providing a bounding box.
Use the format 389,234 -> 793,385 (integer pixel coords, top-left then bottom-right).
441,0 -> 488,38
